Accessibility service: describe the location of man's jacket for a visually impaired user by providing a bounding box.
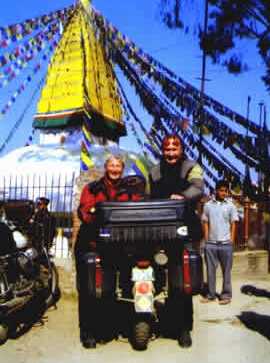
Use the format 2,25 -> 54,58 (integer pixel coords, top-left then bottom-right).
149,158 -> 204,200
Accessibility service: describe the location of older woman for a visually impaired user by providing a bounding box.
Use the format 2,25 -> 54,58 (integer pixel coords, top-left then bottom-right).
75,155 -> 144,349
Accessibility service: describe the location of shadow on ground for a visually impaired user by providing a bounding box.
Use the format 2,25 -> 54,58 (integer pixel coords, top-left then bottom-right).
239,284 -> 270,340
241,285 -> 270,299
7,289 -> 60,341
238,311 -> 270,340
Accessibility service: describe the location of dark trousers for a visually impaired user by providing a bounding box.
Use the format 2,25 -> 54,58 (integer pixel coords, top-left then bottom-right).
75,257 -> 98,336
74,224 -> 96,336
167,262 -> 193,334
204,243 -> 233,299
74,224 -> 116,339
165,292 -> 193,335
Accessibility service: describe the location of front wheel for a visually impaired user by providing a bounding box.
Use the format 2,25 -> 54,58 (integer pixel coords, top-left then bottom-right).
131,320 -> 151,351
45,263 -> 60,308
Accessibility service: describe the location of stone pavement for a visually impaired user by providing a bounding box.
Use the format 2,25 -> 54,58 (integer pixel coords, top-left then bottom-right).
1,272 -> 269,363
193,275 -> 270,363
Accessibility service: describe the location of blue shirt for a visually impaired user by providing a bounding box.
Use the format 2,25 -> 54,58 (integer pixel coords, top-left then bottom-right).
202,198 -> 239,243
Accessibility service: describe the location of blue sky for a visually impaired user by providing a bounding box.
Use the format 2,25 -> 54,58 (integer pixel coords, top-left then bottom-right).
0,0 -> 269,158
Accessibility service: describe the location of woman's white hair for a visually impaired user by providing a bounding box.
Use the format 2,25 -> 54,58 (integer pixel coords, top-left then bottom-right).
104,154 -> 125,169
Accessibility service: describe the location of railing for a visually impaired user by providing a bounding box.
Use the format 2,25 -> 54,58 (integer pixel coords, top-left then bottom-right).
0,173 -> 76,259
0,173 -> 269,258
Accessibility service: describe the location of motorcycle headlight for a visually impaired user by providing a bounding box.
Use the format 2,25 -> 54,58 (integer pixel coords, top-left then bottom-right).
13,230 -> 28,249
176,226 -> 188,237
154,250 -> 168,266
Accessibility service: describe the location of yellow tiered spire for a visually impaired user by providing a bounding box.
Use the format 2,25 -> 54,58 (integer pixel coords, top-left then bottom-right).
34,2 -> 125,139
80,0 -> 90,10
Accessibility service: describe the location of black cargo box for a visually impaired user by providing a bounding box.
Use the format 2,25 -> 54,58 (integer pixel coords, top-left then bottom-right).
95,200 -> 188,244
96,200 -> 186,224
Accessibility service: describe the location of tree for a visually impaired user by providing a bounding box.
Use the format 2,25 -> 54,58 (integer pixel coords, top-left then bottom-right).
159,0 -> 270,91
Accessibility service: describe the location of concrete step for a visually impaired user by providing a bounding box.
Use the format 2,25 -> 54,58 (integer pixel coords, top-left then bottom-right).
231,250 -> 269,276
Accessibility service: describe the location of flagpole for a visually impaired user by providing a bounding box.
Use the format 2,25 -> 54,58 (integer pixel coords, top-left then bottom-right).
244,96 -> 251,191
245,96 -> 251,138
198,0 -> 209,163
243,96 -> 251,249
258,101 -> 264,194
263,104 -> 269,198
255,101 -> 265,247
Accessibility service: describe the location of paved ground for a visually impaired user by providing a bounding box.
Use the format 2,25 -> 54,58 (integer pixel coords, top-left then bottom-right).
1,275 -> 270,363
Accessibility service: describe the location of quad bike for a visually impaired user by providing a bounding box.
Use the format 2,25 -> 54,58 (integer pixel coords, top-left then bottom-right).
86,199 -> 203,350
0,200 -> 59,345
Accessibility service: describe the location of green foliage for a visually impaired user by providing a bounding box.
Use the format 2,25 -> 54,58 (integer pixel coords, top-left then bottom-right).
159,0 -> 183,29
159,0 -> 270,91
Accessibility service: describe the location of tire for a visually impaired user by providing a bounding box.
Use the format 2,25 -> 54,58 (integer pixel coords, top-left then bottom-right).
45,263 -> 60,308
131,320 -> 151,351
0,324 -> 8,345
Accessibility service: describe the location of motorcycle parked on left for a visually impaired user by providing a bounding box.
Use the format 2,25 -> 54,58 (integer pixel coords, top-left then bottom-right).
0,200 -> 59,345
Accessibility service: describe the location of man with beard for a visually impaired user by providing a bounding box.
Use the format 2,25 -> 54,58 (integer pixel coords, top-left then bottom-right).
149,134 -> 204,348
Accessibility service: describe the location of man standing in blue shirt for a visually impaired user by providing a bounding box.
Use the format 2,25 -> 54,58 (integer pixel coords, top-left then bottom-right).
201,180 -> 239,304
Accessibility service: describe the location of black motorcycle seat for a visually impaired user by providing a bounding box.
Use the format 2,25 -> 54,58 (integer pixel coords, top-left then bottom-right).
0,222 -> 17,256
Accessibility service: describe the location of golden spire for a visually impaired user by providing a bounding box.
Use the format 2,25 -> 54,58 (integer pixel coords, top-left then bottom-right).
34,3 -> 125,139
79,0 -> 90,10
